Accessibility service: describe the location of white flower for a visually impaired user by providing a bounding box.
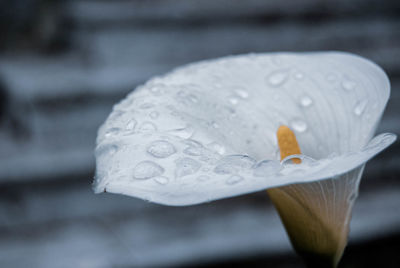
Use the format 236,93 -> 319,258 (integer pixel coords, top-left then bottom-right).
94,51 -> 394,204
93,52 -> 396,266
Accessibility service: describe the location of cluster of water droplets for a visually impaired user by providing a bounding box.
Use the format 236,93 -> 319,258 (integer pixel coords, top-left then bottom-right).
94,53 -> 394,204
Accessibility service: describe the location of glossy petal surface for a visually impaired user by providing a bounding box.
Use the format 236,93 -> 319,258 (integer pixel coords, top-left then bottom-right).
94,52 -> 395,205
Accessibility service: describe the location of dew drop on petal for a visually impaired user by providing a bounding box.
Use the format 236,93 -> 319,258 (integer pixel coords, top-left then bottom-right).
183,140 -> 204,156
183,147 -> 203,156
222,155 -> 256,168
234,87 -> 249,99
211,121 -> 220,129
125,119 -> 137,130
153,176 -> 169,185
140,103 -> 155,109
281,154 -> 317,167
182,139 -> 203,148
294,71 -> 304,80
228,96 -> 239,105
341,79 -> 357,90
290,119 -> 307,132
133,161 -> 164,180
189,95 -> 198,103
105,128 -> 121,138
147,140 -> 176,158
226,175 -> 244,185
214,163 -> 235,174
149,111 -> 159,119
267,70 -> 288,87
96,144 -> 118,157
208,142 -> 226,155
177,90 -> 199,105
138,122 -> 157,132
168,125 -> 195,139
300,95 -> 313,107
354,99 -> 368,116
197,175 -> 211,182
253,160 -> 281,177
214,155 -> 255,174
148,84 -> 165,95
175,157 -> 201,177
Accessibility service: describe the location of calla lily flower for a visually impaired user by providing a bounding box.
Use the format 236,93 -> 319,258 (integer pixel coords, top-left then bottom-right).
94,52 -> 396,267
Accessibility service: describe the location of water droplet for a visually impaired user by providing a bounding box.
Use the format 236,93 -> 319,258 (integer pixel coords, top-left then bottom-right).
294,72 -> 304,80
234,88 -> 249,99
354,99 -> 368,116
224,155 -> 256,167
177,90 -> 199,105
126,119 -> 137,130
105,128 -> 121,138
175,157 -> 201,177
341,79 -> 356,90
182,139 -> 203,148
228,96 -> 239,105
168,125 -> 195,139
138,122 -> 157,132
253,160 -> 281,177
290,119 -> 307,132
148,84 -> 165,95
208,142 -> 226,155
214,155 -> 256,174
211,121 -> 219,129
197,175 -> 210,182
281,154 -> 317,166
300,96 -> 313,107
149,111 -> 159,119
95,144 -> 118,157
154,176 -> 169,185
147,140 -> 176,158
226,175 -> 244,185
189,95 -> 198,103
183,147 -> 203,156
214,163 -> 235,174
133,161 -> 164,180
182,140 -> 204,156
267,70 -> 288,87
140,103 -> 154,109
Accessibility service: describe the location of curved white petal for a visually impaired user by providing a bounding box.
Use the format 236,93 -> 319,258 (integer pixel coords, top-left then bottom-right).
94,52 -> 395,206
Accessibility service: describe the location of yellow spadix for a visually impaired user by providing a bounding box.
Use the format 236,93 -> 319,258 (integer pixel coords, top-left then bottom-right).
268,126 -> 349,268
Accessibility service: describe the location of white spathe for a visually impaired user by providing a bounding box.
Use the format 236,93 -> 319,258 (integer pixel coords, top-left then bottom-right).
93,52 -> 396,206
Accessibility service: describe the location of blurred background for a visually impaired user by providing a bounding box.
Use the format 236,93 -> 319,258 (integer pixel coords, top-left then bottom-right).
0,0 -> 399,267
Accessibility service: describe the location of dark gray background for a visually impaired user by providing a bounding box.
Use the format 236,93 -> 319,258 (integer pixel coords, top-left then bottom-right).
0,0 -> 399,267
